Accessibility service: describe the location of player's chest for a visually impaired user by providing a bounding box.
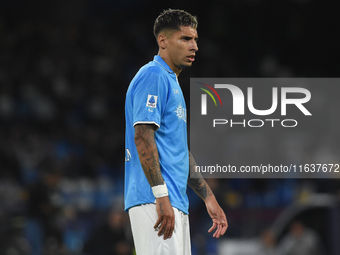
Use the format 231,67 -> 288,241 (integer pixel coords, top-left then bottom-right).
164,84 -> 187,123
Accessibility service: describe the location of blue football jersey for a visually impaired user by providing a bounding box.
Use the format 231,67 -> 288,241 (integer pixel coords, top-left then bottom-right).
125,55 -> 189,214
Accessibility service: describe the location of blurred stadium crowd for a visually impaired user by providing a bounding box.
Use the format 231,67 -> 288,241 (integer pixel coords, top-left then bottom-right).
0,0 -> 339,255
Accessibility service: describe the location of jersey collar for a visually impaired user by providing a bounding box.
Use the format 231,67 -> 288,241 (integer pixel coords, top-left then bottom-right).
153,55 -> 175,75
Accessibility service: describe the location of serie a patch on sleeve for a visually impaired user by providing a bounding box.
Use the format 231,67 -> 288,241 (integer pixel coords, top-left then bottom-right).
146,95 -> 158,108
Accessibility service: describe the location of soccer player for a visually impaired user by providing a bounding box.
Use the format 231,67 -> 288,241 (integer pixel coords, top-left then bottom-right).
125,9 -> 228,255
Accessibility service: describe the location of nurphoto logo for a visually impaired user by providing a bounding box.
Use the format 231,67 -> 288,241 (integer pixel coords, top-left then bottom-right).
198,83 -> 312,128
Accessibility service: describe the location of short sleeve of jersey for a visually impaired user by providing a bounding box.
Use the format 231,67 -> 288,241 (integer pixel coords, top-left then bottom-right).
132,69 -> 168,128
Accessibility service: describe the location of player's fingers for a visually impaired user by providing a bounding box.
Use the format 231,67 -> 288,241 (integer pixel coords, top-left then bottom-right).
214,220 -> 226,238
154,216 -> 162,229
218,220 -> 228,237
216,223 -> 223,238
221,221 -> 228,235
208,222 -> 217,233
158,218 -> 167,236
170,217 -> 175,237
163,218 -> 173,240
213,223 -> 220,238
219,226 -> 226,237
163,219 -> 170,239
215,212 -> 227,237
219,215 -> 228,235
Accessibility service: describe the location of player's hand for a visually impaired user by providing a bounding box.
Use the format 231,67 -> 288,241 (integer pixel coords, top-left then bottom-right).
205,197 -> 228,238
154,196 -> 175,240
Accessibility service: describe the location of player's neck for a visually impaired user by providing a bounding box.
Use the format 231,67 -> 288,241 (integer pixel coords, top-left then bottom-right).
158,53 -> 182,77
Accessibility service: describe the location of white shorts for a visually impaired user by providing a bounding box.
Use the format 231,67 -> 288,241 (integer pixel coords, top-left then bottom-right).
128,203 -> 191,255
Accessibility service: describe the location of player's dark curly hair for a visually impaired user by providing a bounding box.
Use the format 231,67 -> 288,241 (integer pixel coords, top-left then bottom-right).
153,9 -> 198,38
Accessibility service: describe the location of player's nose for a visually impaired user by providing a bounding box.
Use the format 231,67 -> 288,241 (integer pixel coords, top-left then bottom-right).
191,40 -> 198,52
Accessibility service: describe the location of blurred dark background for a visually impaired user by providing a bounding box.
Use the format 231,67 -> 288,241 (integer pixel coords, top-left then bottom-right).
0,0 -> 339,254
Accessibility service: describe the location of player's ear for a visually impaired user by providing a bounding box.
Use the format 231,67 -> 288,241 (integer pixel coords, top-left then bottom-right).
158,34 -> 167,49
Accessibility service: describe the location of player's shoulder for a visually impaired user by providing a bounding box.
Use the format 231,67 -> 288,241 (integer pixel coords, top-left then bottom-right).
139,60 -> 167,77
132,61 -> 168,85
127,60 -> 171,98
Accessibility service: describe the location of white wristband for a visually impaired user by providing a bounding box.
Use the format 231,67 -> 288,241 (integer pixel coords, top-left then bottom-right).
152,182 -> 168,198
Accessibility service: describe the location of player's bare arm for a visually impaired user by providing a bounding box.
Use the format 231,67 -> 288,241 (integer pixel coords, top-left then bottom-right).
187,151 -> 213,200
134,124 -> 175,240
187,151 -> 228,238
134,124 -> 163,185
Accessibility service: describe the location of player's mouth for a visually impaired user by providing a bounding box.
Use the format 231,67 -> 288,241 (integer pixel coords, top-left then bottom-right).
187,55 -> 195,62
